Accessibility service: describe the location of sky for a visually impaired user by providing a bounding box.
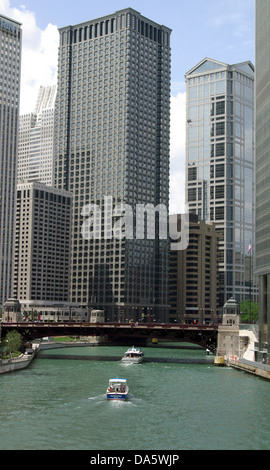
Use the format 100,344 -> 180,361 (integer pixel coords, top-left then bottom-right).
0,0 -> 255,214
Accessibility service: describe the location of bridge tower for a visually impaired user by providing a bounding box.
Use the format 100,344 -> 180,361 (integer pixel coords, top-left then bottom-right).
216,298 -> 241,363
2,297 -> 22,323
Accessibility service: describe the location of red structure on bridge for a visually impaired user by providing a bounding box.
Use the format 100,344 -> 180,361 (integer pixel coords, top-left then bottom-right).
1,321 -> 218,352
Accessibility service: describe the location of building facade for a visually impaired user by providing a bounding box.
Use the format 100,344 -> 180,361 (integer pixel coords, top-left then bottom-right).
18,85 -> 57,185
54,8 -> 171,321
13,182 -> 72,303
185,58 -> 256,307
0,15 -> 22,307
255,0 -> 270,357
169,214 -> 218,324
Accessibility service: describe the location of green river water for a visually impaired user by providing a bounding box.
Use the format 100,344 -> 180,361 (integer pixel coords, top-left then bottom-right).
0,343 -> 270,451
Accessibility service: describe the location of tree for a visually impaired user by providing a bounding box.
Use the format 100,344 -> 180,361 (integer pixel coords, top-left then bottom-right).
3,331 -> 23,356
240,300 -> 259,323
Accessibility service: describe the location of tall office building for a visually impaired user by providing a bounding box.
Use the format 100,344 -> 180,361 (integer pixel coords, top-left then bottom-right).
0,15 -> 22,307
169,214 -> 218,324
255,0 -> 270,357
185,58 -> 256,307
13,182 -> 72,303
54,8 -> 171,320
18,85 -> 57,185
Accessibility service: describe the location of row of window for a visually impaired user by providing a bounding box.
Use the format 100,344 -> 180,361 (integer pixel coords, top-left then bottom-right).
188,164 -> 225,181
61,14 -> 169,47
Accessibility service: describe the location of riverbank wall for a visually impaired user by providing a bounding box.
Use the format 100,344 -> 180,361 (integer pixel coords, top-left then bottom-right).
0,339 -> 100,374
38,339 -> 101,351
228,357 -> 270,380
216,323 -> 270,380
0,348 -> 38,374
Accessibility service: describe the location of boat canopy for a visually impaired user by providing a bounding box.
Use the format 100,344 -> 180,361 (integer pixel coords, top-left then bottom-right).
109,378 -> 127,384
125,347 -> 142,353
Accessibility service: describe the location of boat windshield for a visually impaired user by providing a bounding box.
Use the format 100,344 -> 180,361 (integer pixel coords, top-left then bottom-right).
124,348 -> 142,355
108,379 -> 127,393
109,379 -> 126,385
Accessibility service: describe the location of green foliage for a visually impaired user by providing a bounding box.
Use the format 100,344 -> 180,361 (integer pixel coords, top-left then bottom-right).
1,330 -> 23,356
53,336 -> 76,342
240,300 -> 258,323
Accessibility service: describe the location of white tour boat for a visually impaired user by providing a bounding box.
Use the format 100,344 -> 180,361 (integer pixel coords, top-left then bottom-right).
121,346 -> 144,364
106,378 -> 129,400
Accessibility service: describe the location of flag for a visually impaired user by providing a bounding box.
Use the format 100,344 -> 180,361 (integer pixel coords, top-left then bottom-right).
248,243 -> 252,254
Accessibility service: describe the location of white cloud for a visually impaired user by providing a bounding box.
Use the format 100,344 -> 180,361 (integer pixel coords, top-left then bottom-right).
0,1 -> 187,213
169,170 -> 186,215
170,91 -> 186,162
169,91 -> 186,214
0,0 -> 58,114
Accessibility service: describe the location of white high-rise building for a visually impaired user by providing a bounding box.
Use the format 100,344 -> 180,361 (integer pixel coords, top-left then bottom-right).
18,85 -> 56,185
13,181 -> 72,303
0,15 -> 22,307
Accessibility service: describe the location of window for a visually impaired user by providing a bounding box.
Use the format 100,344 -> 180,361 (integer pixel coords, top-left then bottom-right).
188,188 -> 197,202
188,166 -> 197,181
216,121 -> 225,136
215,206 -> 224,220
216,101 -> 225,115
216,164 -> 224,178
216,143 -> 224,156
215,185 -> 224,199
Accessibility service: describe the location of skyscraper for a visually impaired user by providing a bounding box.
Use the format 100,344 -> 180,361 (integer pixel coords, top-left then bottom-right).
13,181 -> 72,303
0,15 -> 22,307
169,213 -> 218,324
18,85 -> 57,185
185,58 -> 256,307
54,8 -> 171,321
255,0 -> 270,356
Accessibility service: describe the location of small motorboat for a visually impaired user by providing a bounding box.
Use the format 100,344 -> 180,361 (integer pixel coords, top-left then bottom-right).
121,346 -> 144,364
106,378 -> 129,400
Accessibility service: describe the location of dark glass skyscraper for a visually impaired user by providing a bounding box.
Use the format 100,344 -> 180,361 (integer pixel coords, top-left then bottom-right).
0,15 -> 22,307
54,8 -> 171,321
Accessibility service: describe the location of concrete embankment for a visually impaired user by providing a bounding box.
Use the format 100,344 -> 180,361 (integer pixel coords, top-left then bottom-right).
228,358 -> 270,380
38,340 -> 100,351
0,349 -> 38,374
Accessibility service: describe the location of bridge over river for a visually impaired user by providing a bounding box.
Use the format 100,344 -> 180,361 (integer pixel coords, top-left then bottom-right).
1,321 -> 218,352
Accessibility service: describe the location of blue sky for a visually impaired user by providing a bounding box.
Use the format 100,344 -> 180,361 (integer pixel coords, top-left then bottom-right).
5,0 -> 255,93
0,0 -> 255,212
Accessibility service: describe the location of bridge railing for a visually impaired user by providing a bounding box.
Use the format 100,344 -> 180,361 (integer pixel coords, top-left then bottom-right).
1,321 -> 218,330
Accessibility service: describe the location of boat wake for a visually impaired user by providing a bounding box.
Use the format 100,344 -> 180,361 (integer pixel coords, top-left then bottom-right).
87,393 -> 141,407
88,394 -> 106,405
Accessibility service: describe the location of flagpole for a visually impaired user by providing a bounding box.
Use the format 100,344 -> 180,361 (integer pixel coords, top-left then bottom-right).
249,253 -> 251,323
248,242 -> 252,324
